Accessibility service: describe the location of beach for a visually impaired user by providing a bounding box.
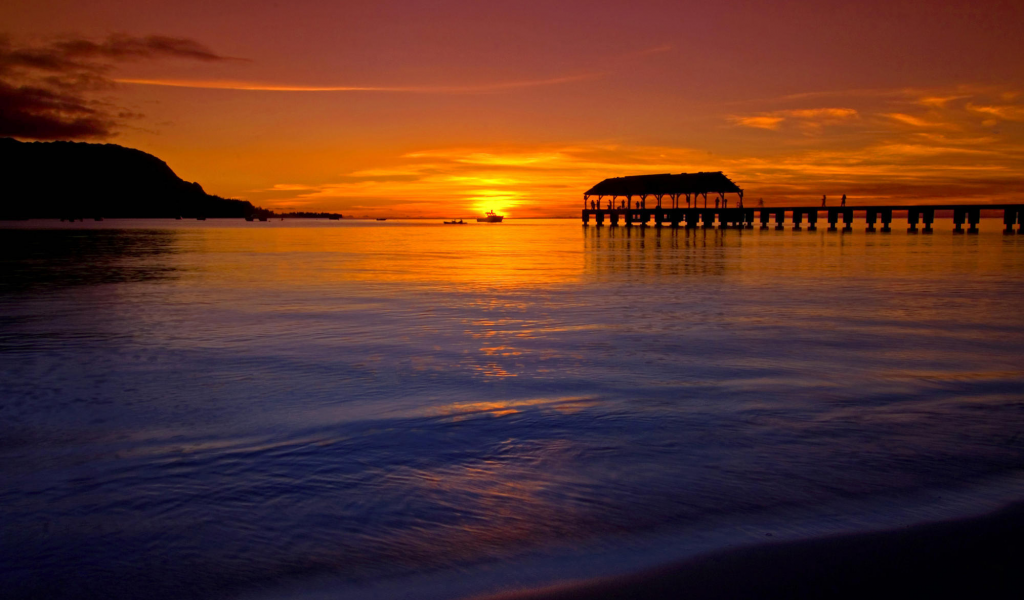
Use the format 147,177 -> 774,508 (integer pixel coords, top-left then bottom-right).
483,500 -> 1023,600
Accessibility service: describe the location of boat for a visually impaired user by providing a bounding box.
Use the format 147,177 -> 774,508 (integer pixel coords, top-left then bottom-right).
476,210 -> 504,223
444,219 -> 467,225
376,218 -> 387,221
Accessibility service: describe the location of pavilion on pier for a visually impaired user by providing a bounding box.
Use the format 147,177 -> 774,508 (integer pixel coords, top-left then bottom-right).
584,172 -> 743,209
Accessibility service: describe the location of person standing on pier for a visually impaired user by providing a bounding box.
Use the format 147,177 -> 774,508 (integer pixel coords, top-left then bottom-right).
841,194 -> 847,207
821,195 -> 827,207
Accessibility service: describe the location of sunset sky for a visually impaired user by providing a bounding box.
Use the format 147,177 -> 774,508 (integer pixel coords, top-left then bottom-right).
2,0 -> 1023,217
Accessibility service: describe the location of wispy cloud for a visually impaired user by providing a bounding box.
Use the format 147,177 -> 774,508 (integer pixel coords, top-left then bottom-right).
114,42 -> 670,94
885,113 -> 957,129
257,85 -> 1024,214
114,73 -> 600,93
967,103 -> 1024,122
730,107 -> 858,131
0,33 -> 236,139
730,116 -> 784,130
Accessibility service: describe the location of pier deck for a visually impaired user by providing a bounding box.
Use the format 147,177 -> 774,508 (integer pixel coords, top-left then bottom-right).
581,205 -> 1024,234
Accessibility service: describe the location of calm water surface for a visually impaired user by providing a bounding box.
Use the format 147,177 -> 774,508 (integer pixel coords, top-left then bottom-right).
2,219 -> 1023,599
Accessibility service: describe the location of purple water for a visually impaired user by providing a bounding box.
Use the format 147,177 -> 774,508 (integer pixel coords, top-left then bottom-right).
2,219 -> 1023,599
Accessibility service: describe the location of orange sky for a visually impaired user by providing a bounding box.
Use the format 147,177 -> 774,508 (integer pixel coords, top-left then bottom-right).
2,0 -> 1023,217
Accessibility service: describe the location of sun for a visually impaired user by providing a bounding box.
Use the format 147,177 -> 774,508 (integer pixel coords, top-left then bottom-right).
469,190 -> 524,217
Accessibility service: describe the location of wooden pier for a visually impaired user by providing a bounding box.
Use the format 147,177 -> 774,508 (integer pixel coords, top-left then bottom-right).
581,205 -> 1024,234
581,173 -> 1023,234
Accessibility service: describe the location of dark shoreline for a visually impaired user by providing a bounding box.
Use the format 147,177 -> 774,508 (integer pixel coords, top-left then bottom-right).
480,502 -> 1024,600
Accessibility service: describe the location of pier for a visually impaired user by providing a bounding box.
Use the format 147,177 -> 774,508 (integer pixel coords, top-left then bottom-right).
582,173 -> 1024,233
582,205 -> 1024,234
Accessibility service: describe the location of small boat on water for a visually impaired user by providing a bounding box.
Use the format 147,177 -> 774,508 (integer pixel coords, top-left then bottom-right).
376,218 -> 387,221
476,210 -> 503,223
444,219 -> 467,225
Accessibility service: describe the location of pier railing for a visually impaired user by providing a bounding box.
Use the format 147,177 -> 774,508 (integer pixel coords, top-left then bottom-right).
581,205 -> 1024,234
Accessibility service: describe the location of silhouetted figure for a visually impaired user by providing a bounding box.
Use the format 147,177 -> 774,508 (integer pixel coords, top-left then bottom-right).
822,195 -> 827,207
758,198 -> 764,207
635,200 -> 640,210
723,198 -> 728,209
841,194 -> 847,207
715,198 -> 720,209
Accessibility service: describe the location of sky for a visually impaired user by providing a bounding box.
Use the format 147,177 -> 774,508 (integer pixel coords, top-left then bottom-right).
2,0 -> 1023,217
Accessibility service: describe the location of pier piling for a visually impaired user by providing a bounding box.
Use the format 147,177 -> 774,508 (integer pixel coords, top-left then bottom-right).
953,209 -> 965,234
580,204 -> 1023,235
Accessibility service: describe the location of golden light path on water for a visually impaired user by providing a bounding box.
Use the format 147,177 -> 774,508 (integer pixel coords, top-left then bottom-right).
1,218 -> 1023,600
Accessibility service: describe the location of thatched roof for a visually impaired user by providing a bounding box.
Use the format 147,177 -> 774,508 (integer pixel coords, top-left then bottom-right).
584,172 -> 742,198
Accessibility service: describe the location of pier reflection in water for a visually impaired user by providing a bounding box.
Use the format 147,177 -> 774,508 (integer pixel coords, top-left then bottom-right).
1,219 -> 1023,600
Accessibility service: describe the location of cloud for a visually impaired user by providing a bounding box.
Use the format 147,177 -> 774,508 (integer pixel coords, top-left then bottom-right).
114,73 -> 599,93
0,33 -> 236,139
730,108 -> 858,131
0,80 -> 115,138
967,103 -> 1024,122
785,108 -> 858,119
885,113 -> 957,129
112,42 -> 669,94
730,116 -> 784,130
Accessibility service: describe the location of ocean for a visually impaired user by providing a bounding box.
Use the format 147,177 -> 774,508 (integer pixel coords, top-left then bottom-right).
2,218 -> 1023,599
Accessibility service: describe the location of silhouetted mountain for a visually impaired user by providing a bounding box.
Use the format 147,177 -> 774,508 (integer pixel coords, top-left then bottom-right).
0,138 -> 270,219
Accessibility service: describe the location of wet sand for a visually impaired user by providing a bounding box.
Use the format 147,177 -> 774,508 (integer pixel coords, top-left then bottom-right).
483,502 -> 1024,600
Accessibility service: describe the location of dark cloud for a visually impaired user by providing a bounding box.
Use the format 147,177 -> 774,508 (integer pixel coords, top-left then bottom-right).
0,33 -> 238,140
0,81 -> 113,139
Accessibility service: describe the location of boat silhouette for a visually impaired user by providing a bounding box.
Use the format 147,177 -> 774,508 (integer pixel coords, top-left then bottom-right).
476,210 -> 503,223
443,219 -> 467,224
